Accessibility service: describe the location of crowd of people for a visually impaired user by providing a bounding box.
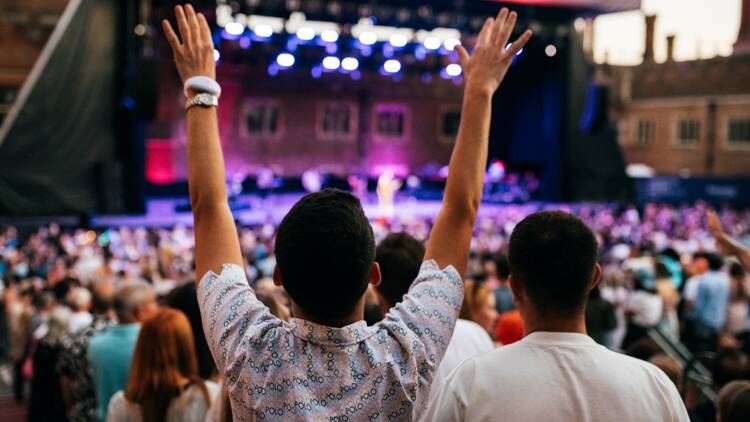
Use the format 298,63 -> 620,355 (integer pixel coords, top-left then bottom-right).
1,200 -> 750,420
2,4 -> 750,421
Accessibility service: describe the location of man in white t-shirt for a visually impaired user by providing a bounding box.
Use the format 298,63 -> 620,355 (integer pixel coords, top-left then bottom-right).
424,211 -> 689,422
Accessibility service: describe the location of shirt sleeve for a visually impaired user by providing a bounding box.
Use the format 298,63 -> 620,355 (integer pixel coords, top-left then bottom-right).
197,264 -> 283,379
379,260 -> 464,376
105,391 -> 126,422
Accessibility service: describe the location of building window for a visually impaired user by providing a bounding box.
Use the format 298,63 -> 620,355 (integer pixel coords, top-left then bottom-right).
727,119 -> 750,147
317,102 -> 357,141
635,119 -> 655,147
675,119 -> 700,147
242,101 -> 280,139
374,104 -> 408,141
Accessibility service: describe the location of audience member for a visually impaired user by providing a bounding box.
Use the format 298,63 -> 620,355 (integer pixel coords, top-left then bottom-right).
717,380 -> 750,422
585,285 -> 617,345
460,281 -> 499,336
649,353 -> 684,393
165,282 -> 217,380
106,308 -> 218,422
67,286 -> 93,333
28,305 -> 71,421
493,308 -> 524,345
622,270 -> 663,350
57,280 -> 116,422
492,254 -> 515,314
424,211 -> 688,421
161,4 -> 531,419
89,281 -> 158,421
691,253 -> 730,353
726,262 -> 749,335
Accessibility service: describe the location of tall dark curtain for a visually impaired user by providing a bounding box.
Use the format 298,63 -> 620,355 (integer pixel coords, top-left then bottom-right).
0,0 -> 118,216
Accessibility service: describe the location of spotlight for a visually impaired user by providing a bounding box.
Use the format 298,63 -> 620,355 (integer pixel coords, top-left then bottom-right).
359,31 -> 377,45
341,57 -> 359,71
254,24 -> 273,38
276,53 -> 295,68
322,56 -> 341,70
321,29 -> 339,43
213,49 -> 220,62
389,33 -> 408,48
383,59 -> 401,73
444,38 -> 461,51
311,67 -> 322,79
296,27 -> 315,41
239,36 -> 251,49
545,44 -> 558,57
445,63 -> 462,77
423,36 -> 441,50
225,22 -> 244,36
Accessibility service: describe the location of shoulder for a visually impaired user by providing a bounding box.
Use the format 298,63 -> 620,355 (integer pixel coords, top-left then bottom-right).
107,391 -> 128,416
418,260 -> 462,283
454,320 -> 492,342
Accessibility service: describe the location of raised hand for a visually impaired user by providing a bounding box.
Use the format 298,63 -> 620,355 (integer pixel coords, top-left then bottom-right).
162,4 -> 216,84
456,8 -> 532,96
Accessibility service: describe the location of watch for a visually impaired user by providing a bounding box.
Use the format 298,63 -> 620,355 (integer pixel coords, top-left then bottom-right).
185,93 -> 219,110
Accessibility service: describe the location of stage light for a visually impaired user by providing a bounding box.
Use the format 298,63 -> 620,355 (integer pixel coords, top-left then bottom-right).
545,44 -> 558,57
311,66 -> 322,79
322,56 -> 340,70
359,31 -> 377,45
296,27 -> 315,41
445,63 -> 462,77
225,21 -> 244,36
383,59 -> 401,73
505,43 -> 524,56
276,53 -> 295,68
423,36 -> 441,50
341,57 -> 359,71
321,29 -> 339,43
254,24 -> 273,38
239,36 -> 251,49
389,33 -> 408,48
444,38 -> 461,51
213,49 -> 220,62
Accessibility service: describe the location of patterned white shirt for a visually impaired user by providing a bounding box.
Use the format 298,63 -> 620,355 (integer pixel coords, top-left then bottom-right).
198,260 -> 463,421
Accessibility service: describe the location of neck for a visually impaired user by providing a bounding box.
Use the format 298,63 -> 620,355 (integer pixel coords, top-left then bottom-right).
522,309 -> 587,336
292,300 -> 364,328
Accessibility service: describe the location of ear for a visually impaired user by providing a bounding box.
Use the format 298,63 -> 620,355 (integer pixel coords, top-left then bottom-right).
273,266 -> 282,287
509,275 -> 523,304
369,262 -> 382,287
591,263 -> 602,290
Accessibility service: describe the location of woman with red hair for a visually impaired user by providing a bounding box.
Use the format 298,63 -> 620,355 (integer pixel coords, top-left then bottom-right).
106,308 -> 218,422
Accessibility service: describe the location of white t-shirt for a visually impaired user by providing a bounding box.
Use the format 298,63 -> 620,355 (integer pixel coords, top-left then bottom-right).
627,291 -> 663,327
427,319 -> 494,408
68,311 -> 93,334
106,381 -> 219,422
423,332 -> 688,422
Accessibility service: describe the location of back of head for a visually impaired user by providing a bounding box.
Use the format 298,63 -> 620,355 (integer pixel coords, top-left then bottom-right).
730,262 -> 746,280
166,282 -> 217,380
67,287 -> 92,312
114,281 -> 155,324
718,381 -> 750,422
126,308 -> 205,422
47,305 -> 72,342
375,232 -> 425,309
508,211 -> 598,318
275,189 -> 375,320
713,348 -> 750,389
90,280 -> 115,315
705,252 -> 725,272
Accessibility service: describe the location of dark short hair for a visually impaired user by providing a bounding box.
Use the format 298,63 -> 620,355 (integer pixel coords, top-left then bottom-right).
713,348 -> 750,389
508,211 -> 598,317
375,233 -> 425,308
275,189 -> 375,320
166,282 -> 217,380
705,252 -> 725,272
494,253 -> 510,279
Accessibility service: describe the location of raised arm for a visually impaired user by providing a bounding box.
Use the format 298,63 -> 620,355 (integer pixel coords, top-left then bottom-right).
424,9 -> 531,276
708,210 -> 750,272
163,5 -> 242,281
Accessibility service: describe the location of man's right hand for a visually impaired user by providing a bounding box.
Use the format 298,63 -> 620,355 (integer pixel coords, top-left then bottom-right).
456,8 -> 532,97
162,4 -> 216,85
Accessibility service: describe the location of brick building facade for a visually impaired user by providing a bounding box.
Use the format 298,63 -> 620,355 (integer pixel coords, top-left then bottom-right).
603,0 -> 750,177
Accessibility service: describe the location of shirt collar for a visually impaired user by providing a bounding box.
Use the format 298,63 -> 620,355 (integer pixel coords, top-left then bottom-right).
522,331 -> 598,346
290,317 -> 374,347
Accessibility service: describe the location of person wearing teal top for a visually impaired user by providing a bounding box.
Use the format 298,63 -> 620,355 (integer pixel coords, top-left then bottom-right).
88,282 -> 158,421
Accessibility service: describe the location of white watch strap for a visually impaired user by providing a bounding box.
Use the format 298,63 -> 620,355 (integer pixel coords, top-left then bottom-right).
183,76 -> 222,98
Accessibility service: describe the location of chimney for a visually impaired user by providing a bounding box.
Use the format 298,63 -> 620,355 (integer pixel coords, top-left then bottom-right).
666,35 -> 676,62
735,0 -> 750,55
643,15 -> 656,63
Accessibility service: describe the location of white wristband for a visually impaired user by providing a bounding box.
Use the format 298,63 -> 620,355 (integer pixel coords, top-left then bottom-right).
183,76 -> 221,98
